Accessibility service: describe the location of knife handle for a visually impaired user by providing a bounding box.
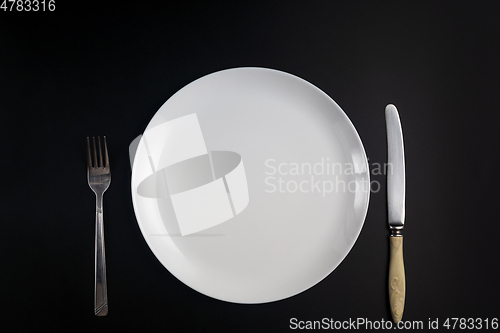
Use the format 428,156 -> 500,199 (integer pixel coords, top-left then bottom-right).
389,235 -> 405,323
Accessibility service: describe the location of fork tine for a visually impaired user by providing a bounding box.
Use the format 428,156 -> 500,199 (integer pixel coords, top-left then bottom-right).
87,137 -> 92,168
103,136 -> 109,168
92,137 -> 98,168
98,137 -> 103,168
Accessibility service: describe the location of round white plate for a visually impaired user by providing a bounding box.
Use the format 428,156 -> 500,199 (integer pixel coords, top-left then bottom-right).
131,67 -> 370,303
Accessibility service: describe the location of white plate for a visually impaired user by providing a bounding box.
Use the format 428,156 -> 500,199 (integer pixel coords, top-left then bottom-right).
131,67 -> 370,303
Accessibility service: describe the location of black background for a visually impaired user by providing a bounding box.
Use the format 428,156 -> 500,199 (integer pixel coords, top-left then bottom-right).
1,1 -> 500,332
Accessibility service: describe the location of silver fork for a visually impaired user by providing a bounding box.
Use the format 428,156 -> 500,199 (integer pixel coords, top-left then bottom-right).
87,136 -> 111,316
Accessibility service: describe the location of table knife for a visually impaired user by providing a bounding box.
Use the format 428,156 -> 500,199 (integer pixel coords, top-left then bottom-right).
385,104 -> 406,323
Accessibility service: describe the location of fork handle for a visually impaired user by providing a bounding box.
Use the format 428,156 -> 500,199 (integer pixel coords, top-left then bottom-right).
95,194 -> 108,316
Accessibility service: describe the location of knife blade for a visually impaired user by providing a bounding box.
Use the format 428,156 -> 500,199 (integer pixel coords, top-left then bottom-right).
385,104 -> 406,323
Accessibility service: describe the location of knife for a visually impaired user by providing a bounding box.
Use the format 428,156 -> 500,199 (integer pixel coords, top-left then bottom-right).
385,104 -> 406,323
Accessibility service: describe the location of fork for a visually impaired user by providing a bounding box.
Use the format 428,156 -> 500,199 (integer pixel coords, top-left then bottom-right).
87,136 -> 111,316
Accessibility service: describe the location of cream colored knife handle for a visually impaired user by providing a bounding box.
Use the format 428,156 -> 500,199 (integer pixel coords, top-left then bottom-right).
389,236 -> 405,323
